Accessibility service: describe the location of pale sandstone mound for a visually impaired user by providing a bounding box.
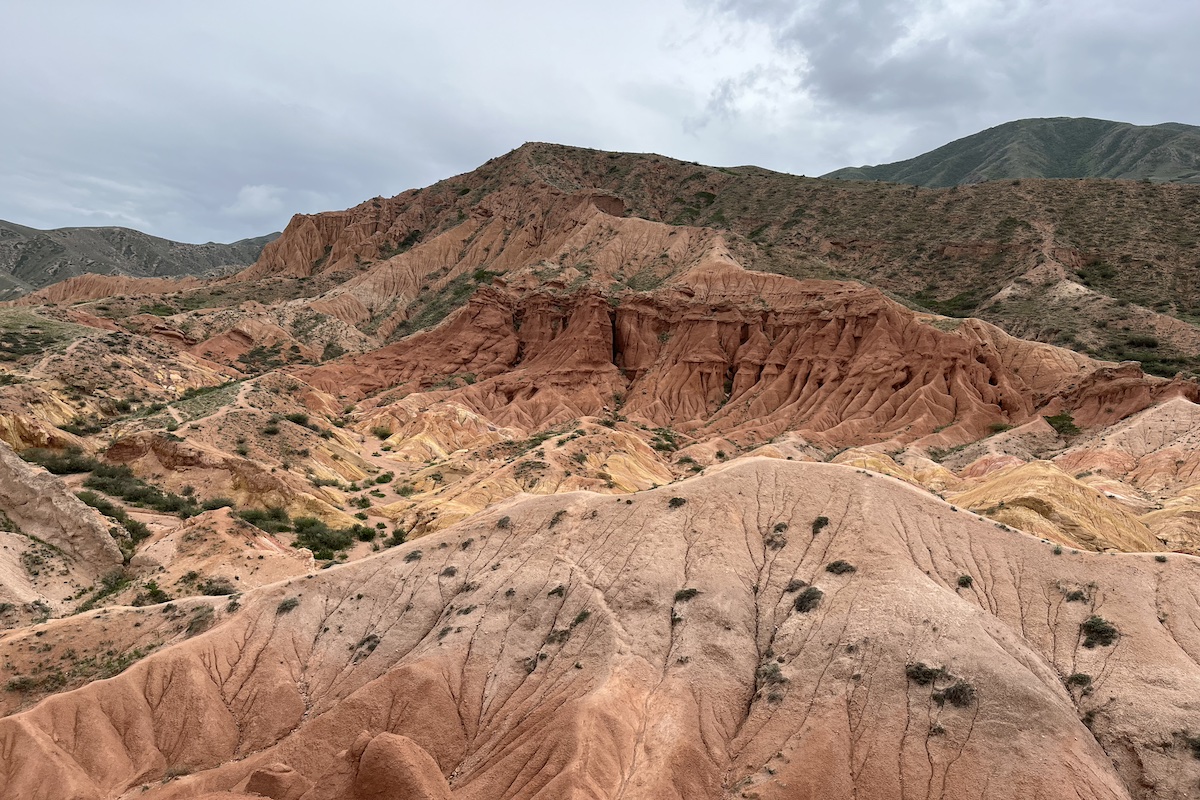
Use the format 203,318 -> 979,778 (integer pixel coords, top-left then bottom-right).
20,274 -> 200,305
3,461 -> 1200,798
948,460 -> 1162,551
1057,395 -> 1200,493
0,441 -> 123,622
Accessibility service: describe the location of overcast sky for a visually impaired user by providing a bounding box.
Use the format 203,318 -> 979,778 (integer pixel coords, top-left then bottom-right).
3,0 -> 1197,243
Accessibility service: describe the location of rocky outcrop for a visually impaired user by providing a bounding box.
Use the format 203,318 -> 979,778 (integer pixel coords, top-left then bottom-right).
0,441 -> 122,570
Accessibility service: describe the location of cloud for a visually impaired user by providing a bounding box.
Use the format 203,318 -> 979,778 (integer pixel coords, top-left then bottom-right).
221,185 -> 288,219
0,0 -> 1196,242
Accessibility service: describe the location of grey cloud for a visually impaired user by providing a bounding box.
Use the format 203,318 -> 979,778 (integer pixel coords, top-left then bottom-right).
1,0 -> 1197,243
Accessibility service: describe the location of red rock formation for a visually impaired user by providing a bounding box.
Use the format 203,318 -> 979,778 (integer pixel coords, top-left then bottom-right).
19,274 -> 199,305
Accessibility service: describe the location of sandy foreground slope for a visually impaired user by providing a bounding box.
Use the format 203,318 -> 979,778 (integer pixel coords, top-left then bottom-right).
2,459 -> 1199,800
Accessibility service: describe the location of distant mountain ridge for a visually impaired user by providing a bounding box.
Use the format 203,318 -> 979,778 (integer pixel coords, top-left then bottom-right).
0,220 -> 278,299
823,117 -> 1200,186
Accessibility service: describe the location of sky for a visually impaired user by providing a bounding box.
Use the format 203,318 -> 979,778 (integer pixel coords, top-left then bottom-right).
2,0 -> 1197,243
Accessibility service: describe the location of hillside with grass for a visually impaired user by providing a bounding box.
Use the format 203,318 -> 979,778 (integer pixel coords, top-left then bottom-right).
0,220 -> 278,299
823,117 -> 1200,187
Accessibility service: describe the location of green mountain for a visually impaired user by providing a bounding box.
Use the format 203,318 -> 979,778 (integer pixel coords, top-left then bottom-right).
0,221 -> 279,299
823,117 -> 1200,186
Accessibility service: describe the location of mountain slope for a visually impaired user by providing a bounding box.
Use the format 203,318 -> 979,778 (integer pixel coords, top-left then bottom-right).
224,140 -> 1200,378
823,117 -> 1200,186
5,460 -> 1200,799
0,220 -> 279,298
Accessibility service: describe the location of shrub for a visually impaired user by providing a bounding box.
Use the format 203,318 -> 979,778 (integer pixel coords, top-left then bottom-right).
291,516 -> 355,559
201,497 -> 234,511
84,464 -> 200,518
262,423 -> 280,435
936,680 -> 976,708
1155,554 -> 1168,563
668,497 -> 687,508
549,510 -> 566,528
76,490 -> 150,543
674,588 -> 700,602
1066,673 -> 1092,688
186,606 -> 215,636
198,577 -> 236,596
784,578 -> 807,593
132,580 -> 171,607
905,663 -> 948,685
371,426 -> 392,440
957,575 -> 974,588
496,515 -> 511,529
20,447 -> 100,474
757,661 -> 788,686
276,597 -> 300,614
404,549 -> 422,562
1081,615 -> 1119,648
811,516 -> 830,536
794,586 -> 823,613
825,560 -> 856,575
237,507 -> 291,534
284,412 -> 309,426
1043,412 -> 1081,437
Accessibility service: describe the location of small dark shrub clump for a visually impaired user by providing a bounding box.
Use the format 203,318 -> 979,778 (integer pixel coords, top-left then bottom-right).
1081,615 -> 1119,648
276,597 -> 300,614
794,586 -> 823,613
825,560 -> 856,575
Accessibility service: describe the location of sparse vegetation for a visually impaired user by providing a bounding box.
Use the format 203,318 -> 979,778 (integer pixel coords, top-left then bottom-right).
1043,412 -> 1081,437
825,560 -> 856,575
20,447 -> 100,474
276,597 -> 300,614
793,586 -> 823,613
1081,615 -> 1119,648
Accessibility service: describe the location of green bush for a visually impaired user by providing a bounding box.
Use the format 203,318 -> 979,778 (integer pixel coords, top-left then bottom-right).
794,586 -> 823,613
276,597 -> 299,614
825,560 -> 856,575
198,577 -> 236,596
76,490 -> 150,543
237,507 -> 291,533
1043,412 -> 1081,437
905,663 -> 948,685
957,575 -> 974,588
935,680 -> 976,708
84,464 -> 200,518
674,588 -> 700,602
1081,615 -> 1119,648
292,516 -> 355,559
20,447 -> 100,474
811,516 -> 830,536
